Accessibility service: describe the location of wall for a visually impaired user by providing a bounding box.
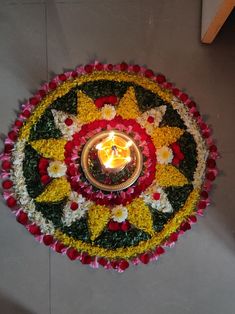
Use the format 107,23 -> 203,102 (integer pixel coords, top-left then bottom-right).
0,1 -> 235,314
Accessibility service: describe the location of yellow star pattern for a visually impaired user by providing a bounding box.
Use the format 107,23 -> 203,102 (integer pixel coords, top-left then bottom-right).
30,88 -> 188,240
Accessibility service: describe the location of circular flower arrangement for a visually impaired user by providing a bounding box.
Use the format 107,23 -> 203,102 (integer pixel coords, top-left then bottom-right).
0,62 -> 218,272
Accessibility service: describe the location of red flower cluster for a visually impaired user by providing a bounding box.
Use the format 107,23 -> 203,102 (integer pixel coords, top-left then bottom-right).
108,220 -> 131,232
171,142 -> 185,166
95,95 -> 118,108
38,158 -> 51,185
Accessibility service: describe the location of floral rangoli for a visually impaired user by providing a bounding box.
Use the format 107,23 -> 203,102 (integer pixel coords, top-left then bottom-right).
0,62 -> 218,271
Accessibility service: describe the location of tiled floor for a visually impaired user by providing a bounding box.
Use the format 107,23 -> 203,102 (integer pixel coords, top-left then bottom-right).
0,1 -> 235,314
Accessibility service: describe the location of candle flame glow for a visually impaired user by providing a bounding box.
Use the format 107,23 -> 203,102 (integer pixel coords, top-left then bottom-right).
97,132 -> 133,171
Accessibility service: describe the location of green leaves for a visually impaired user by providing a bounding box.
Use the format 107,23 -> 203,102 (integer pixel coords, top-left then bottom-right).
94,228 -> 150,249
23,145 -> 44,198
29,109 -> 62,141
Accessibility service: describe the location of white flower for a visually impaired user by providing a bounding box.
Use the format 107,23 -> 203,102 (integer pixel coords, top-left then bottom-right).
62,192 -> 91,226
47,161 -> 67,178
137,106 -> 166,132
52,109 -> 81,140
157,146 -> 173,164
69,191 -> 86,204
101,104 -> 116,120
111,206 -> 128,223
142,187 -> 173,213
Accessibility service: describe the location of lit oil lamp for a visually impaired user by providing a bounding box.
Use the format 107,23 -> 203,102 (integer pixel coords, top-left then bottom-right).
81,130 -> 143,192
96,131 -> 133,172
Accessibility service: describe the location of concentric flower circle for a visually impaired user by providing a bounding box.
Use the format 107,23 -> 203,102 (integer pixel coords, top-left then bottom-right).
0,62 -> 218,272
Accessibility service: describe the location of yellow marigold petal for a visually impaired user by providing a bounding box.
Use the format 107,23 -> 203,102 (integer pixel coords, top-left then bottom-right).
54,189 -> 200,260
151,127 -> 184,148
127,199 -> 154,235
35,177 -> 71,202
88,205 -> 111,241
77,90 -> 101,123
116,87 -> 141,119
30,139 -> 66,161
156,164 -> 188,187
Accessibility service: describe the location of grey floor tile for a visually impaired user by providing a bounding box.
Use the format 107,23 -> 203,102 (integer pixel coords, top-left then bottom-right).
0,3 -> 50,314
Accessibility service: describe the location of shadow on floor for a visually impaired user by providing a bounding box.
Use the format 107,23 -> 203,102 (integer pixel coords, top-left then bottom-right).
0,291 -> 36,314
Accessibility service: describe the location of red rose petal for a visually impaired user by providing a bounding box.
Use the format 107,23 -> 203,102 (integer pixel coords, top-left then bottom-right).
95,98 -> 105,108
43,235 -> 54,246
2,180 -> 13,189
189,215 -> 197,223
2,160 -> 11,170
59,74 -> 67,81
39,89 -> 46,97
145,69 -> 154,78
187,101 -> 196,109
180,93 -> 188,102
39,157 -> 49,168
209,145 -> 217,153
153,192 -> 160,200
120,62 -> 128,71
7,196 -> 17,208
65,141 -> 73,152
22,110 -> 31,118
156,246 -> 165,255
67,248 -> 79,260
172,88 -> 180,96
172,157 -> 180,166
156,74 -> 166,84
111,260 -> 119,269
132,64 -> 140,72
55,242 -> 65,253
203,131 -> 210,138
3,141 -> 13,157
15,120 -> 23,128
49,81 -> 57,90
201,191 -> 208,199
107,64 -> 113,71
147,116 -> 154,124
139,253 -> 150,264
41,175 -> 51,185
29,97 -> 39,106
70,202 -> 78,211
98,257 -> 108,267
17,211 -> 28,225
171,143 -> 180,153
71,71 -> 78,78
28,224 -> 41,235
81,255 -> 92,264
120,221 -> 130,232
119,260 -> 129,270
178,152 -> 185,161
206,172 -> 216,181
181,222 -> 191,232
107,95 -> 118,104
95,63 -> 103,71
108,221 -> 120,231
198,201 -> 207,209
207,159 -> 216,169
169,232 -> 178,242
84,64 -> 93,73
65,118 -> 73,126
8,131 -> 17,142
200,123 -> 207,130
193,111 -> 200,118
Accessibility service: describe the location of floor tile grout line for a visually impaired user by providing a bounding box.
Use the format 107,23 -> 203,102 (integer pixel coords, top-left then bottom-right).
44,2 -> 51,314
